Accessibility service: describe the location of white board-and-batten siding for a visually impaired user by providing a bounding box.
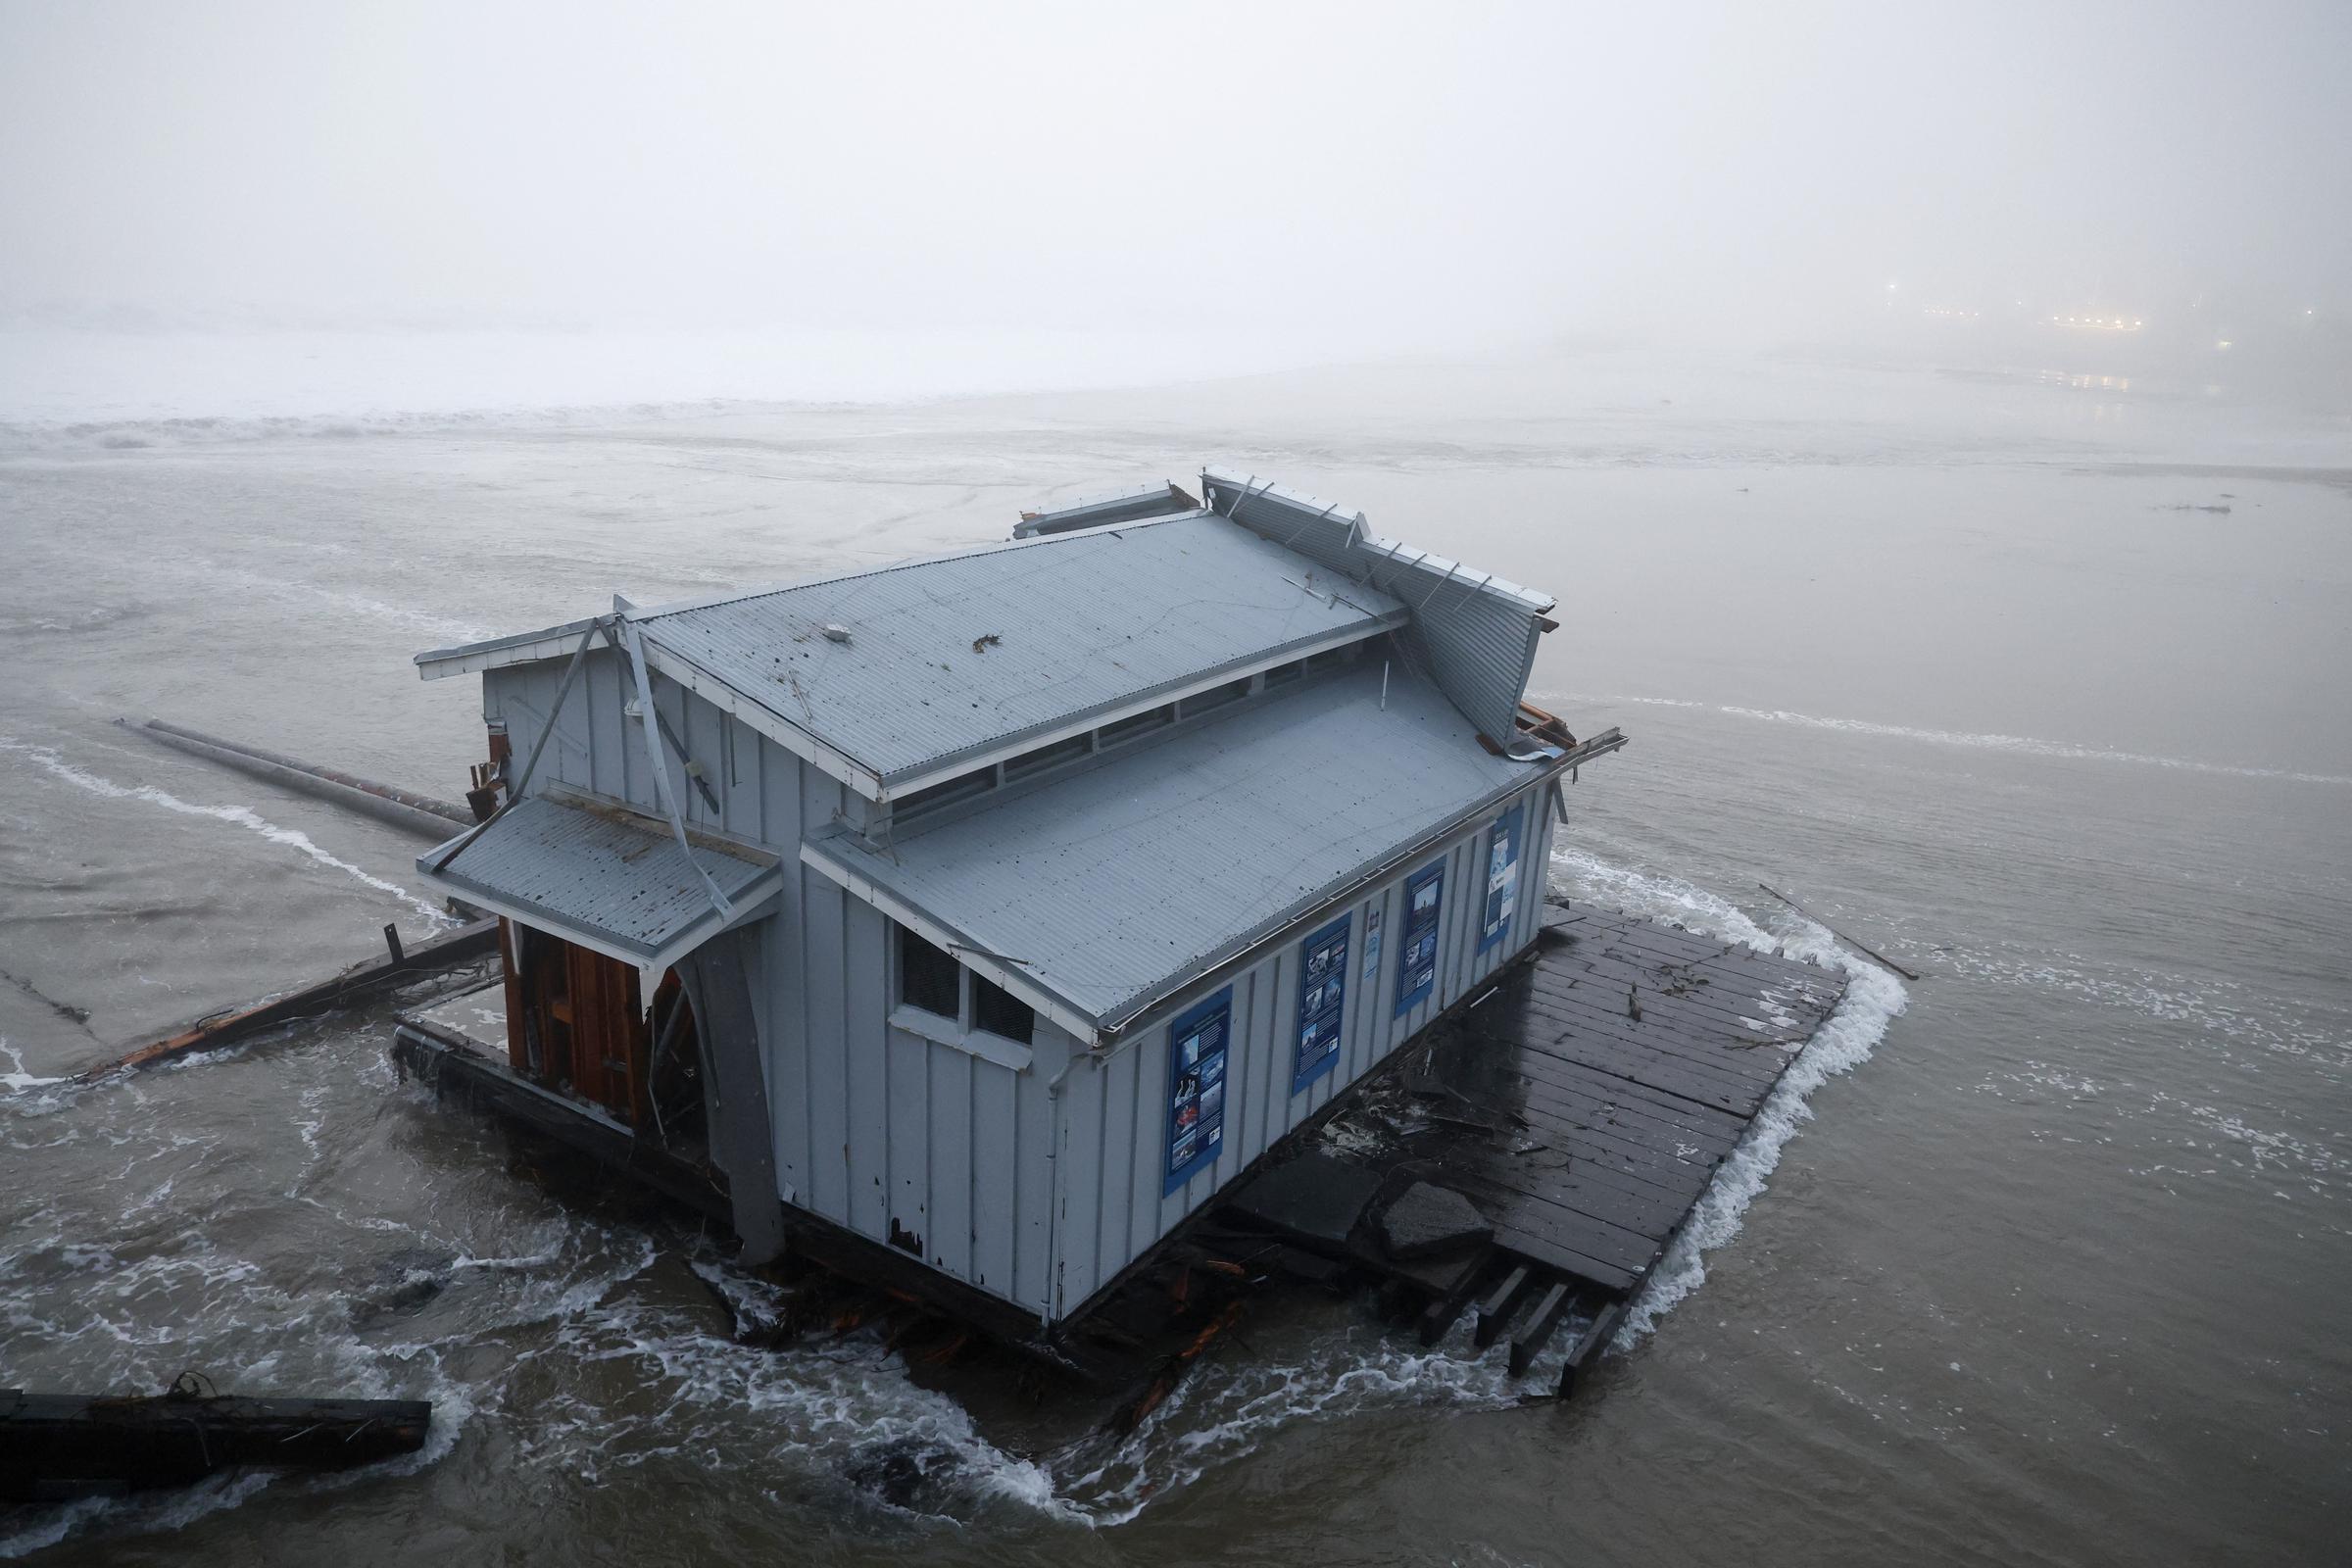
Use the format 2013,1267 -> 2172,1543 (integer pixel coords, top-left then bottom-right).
1048,776 -> 1558,1319
483,654 -> 1068,1311
481,655 -> 1561,1325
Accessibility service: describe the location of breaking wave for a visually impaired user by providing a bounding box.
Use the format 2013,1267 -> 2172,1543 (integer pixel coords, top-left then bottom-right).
0,738 -> 452,930
1544,693 -> 2352,786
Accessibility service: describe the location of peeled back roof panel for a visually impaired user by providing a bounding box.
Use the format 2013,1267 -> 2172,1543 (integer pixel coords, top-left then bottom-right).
634,514 -> 1402,786
1200,468 -> 1552,743
418,794 -> 779,966
805,664 -> 1540,1031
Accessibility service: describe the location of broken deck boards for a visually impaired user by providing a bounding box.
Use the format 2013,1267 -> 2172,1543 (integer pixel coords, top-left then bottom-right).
1221,901 -> 1851,1391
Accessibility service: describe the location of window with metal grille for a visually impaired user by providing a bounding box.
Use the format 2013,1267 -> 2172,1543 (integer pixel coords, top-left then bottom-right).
896,922 -> 960,1017
971,974 -> 1034,1044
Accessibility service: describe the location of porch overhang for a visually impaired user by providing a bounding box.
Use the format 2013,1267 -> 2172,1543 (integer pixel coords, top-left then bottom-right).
418,792 -> 782,977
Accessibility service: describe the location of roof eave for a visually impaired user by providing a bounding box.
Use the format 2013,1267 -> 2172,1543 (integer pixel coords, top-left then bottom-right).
809,746 -> 1577,1057
798,836 -> 1108,1047
1088,754 -> 1574,1048
415,615 -> 606,681
416,840 -> 784,977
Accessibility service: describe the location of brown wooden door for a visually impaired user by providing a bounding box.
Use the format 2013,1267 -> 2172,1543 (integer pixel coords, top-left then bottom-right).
500,923 -> 648,1126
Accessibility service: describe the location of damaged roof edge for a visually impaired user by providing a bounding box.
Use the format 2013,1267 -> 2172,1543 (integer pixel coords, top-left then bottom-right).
1014,480 -> 1201,539
1200,466 -> 1557,615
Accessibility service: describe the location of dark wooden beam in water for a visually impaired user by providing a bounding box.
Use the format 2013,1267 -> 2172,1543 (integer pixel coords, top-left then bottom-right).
1559,1297 -> 1635,1398
0,1388 -> 431,1502
1473,1264 -> 1533,1348
77,918 -> 499,1082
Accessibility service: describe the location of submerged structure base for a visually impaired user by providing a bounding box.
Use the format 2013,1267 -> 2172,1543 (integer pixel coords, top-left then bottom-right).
388,900 -> 1849,1408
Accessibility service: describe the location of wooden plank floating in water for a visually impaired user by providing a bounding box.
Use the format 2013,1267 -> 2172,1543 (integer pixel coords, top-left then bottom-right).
0,1388 -> 431,1502
77,918 -> 500,1082
1216,900 -> 1850,1395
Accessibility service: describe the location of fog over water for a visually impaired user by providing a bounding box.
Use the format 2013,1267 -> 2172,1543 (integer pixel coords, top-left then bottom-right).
4,1 -> 2349,379
2,5 -> 2349,1565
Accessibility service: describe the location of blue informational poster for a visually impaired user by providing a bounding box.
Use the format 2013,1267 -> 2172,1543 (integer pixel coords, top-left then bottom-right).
1292,913 -> 1350,1092
1164,986 -> 1233,1195
1478,803 -> 1525,953
1394,859 -> 1446,1016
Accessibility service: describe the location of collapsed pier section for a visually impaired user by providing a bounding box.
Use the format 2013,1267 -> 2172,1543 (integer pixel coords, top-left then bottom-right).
1209,904 -> 1850,1391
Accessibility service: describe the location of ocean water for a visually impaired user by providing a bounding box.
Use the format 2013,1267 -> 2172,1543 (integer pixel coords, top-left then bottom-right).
1,342 -> 2346,1563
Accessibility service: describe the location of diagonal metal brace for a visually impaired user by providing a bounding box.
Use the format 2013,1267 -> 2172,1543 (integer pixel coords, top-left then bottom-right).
431,619 -> 602,875
614,608 -> 734,922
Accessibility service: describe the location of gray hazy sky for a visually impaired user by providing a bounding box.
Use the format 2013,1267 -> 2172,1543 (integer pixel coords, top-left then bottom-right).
2,1 -> 2346,348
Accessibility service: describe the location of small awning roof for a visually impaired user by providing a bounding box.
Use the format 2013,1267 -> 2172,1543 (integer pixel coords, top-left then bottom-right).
419,793 -> 782,974
802,664 -> 1548,1040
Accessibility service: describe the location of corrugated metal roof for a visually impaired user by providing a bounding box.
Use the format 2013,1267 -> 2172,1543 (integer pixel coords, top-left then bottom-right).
419,794 -> 781,969
1200,468 -> 1552,742
803,664 -> 1544,1032
634,514 -> 1401,786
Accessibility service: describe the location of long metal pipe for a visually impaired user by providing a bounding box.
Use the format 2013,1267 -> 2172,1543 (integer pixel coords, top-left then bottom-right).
122,717 -> 471,840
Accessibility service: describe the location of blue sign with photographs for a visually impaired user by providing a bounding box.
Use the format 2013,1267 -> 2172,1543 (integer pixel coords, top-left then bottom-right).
1164,986 -> 1232,1195
1292,913 -> 1350,1093
1394,859 -> 1446,1016
1478,803 -> 1524,954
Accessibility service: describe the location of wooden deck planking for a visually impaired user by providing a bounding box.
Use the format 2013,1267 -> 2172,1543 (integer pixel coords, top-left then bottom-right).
1531,957 -> 1821,1041
1413,906 -> 1850,1303
1505,991 -> 1790,1088
1213,902 -> 1857,1390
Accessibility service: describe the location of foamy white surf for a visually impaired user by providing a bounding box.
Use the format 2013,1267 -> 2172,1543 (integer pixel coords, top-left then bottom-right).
0,1040 -> 68,1094
1544,847 -> 1908,1344
0,738 -> 452,930
1544,693 -> 2352,786
1054,1311 -> 1564,1526
519,1264 -> 1086,1527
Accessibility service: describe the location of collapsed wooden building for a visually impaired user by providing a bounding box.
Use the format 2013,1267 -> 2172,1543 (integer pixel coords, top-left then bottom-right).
396,468 -> 1854,1384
